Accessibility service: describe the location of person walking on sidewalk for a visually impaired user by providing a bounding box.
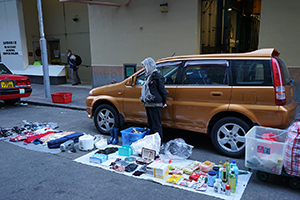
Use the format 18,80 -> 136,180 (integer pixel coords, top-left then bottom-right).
140,57 -> 168,141
67,49 -> 81,85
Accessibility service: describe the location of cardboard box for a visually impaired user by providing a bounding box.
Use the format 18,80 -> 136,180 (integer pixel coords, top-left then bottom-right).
89,153 -> 108,164
147,162 -> 170,179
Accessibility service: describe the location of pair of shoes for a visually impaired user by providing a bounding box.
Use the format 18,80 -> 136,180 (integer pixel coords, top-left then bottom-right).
107,128 -> 119,144
78,82 -> 81,84
72,83 -> 78,86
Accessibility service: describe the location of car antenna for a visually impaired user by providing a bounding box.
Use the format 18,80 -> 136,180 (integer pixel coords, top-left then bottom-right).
171,52 -> 176,57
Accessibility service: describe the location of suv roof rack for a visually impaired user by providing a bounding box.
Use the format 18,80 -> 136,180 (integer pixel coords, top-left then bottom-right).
157,48 -> 280,64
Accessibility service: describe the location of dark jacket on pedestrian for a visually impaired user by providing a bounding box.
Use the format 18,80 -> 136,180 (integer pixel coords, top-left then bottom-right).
143,71 -> 168,107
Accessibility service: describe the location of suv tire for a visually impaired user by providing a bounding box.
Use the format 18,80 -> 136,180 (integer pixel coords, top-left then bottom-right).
94,104 -> 119,135
211,117 -> 251,157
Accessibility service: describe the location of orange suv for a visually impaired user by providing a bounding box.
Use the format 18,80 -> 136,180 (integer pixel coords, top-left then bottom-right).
86,48 -> 297,157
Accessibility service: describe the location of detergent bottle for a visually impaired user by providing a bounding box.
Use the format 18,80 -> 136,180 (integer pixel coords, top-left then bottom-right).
229,160 -> 239,186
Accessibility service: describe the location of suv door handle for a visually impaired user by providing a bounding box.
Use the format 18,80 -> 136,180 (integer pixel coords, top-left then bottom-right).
210,91 -> 223,97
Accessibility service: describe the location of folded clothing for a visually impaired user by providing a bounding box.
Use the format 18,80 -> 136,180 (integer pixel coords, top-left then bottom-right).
47,132 -> 84,149
24,131 -> 54,143
40,131 -> 75,143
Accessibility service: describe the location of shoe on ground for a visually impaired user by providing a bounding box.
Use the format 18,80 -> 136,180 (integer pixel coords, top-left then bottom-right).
72,83 -> 78,86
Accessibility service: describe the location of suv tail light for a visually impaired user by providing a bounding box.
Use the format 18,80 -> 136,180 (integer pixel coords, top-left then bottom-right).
272,57 -> 286,106
16,79 -> 31,87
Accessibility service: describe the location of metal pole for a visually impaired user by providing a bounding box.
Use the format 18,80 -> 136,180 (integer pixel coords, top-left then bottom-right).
37,0 -> 51,98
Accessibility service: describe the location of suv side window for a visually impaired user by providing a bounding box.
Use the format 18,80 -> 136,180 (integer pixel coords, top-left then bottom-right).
135,61 -> 181,86
179,60 -> 229,85
231,60 -> 272,86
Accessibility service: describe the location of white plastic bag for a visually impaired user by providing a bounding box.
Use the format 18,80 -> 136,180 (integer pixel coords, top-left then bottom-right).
131,132 -> 161,155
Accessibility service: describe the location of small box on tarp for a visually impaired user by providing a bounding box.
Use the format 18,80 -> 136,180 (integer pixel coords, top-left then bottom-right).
90,153 -> 108,164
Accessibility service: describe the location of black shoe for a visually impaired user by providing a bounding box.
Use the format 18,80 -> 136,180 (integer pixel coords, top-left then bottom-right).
78,82 -> 81,84
72,83 -> 78,86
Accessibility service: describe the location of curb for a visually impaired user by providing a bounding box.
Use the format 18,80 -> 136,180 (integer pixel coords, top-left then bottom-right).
20,100 -> 86,111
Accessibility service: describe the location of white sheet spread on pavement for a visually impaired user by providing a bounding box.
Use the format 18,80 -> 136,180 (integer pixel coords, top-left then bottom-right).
4,139 -> 61,154
74,149 -> 252,200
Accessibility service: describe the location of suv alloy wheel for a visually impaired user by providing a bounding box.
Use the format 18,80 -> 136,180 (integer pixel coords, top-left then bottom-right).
94,104 -> 119,135
211,117 -> 251,157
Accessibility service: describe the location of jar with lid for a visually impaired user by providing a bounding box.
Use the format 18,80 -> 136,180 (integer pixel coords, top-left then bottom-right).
207,170 -> 217,187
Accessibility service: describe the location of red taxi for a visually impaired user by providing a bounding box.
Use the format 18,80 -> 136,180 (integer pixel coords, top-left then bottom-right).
0,63 -> 32,105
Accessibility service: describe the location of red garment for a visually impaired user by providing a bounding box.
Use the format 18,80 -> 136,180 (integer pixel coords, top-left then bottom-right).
261,132 -> 277,142
24,131 -> 54,143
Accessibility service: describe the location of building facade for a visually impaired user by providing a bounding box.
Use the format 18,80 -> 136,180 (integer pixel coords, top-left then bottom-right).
0,0 -> 300,90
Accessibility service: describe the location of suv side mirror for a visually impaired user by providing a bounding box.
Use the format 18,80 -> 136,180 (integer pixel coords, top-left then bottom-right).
125,76 -> 136,86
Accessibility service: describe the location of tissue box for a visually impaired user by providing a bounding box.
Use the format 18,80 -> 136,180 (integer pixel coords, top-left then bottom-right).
90,153 -> 108,164
147,162 -> 170,179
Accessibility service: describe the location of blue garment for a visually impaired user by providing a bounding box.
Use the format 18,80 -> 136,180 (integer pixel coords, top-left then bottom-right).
67,54 -> 77,69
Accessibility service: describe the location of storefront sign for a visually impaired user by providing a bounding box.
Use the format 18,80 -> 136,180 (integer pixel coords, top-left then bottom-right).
2,41 -> 19,55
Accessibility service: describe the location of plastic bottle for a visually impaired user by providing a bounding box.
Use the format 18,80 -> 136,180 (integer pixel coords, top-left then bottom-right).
219,166 -> 227,180
223,158 -> 230,179
213,178 -> 222,193
219,161 -> 223,167
222,170 -> 227,188
228,170 -> 236,193
229,160 -> 239,186
225,184 -> 231,196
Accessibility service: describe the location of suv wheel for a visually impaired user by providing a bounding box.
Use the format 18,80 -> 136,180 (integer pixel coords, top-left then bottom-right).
94,104 -> 119,135
211,117 -> 251,157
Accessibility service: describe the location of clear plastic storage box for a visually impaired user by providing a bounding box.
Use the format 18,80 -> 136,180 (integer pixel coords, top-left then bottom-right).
245,126 -> 288,175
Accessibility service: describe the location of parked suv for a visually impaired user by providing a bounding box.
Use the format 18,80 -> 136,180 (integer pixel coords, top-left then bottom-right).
86,48 -> 297,157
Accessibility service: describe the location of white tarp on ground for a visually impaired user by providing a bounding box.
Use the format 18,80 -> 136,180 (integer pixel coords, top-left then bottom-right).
74,148 -> 252,200
4,139 -> 61,154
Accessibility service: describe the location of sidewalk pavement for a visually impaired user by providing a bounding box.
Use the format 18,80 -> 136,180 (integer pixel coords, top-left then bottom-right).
21,83 -> 92,110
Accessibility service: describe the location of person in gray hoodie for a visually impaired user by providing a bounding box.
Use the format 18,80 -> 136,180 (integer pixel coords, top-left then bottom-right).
140,57 -> 168,141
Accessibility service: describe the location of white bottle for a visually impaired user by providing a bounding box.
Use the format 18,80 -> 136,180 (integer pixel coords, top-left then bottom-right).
213,178 -> 222,193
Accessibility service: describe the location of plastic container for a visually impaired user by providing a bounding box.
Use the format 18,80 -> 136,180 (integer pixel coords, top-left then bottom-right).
207,170 -> 217,187
121,127 -> 149,146
245,126 -> 288,175
51,92 -> 72,104
118,145 -> 133,157
200,161 -> 215,173
213,178 -> 222,193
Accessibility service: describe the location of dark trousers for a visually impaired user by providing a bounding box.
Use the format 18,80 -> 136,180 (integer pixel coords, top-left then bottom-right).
71,67 -> 81,84
146,107 -> 163,141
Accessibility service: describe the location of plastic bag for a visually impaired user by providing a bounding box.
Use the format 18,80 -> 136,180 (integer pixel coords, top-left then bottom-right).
164,138 -> 193,160
131,132 -> 161,155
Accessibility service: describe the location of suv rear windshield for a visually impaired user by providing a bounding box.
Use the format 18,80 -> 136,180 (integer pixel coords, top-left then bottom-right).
231,60 -> 272,86
274,57 -> 291,85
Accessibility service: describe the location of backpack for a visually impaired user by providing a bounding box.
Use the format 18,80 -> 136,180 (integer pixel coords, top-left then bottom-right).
75,54 -> 82,66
